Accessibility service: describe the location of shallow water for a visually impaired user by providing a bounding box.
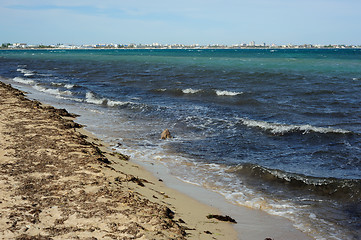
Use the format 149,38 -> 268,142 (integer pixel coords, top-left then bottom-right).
1,49 -> 361,239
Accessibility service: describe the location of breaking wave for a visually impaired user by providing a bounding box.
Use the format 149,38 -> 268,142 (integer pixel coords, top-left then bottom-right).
13,77 -> 35,85
227,163 -> 361,201
51,82 -> 76,89
85,92 -> 133,107
154,88 -> 243,97
33,85 -> 72,96
239,118 -> 351,135
182,88 -> 201,94
64,84 -> 75,89
215,90 -> 243,96
17,68 -> 35,77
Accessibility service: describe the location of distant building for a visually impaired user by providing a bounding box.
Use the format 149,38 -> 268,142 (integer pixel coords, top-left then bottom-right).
9,43 -> 28,48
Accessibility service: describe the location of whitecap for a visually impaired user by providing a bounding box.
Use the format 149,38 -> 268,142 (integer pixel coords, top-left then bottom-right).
85,92 -> 106,105
17,68 -> 35,77
51,82 -> 75,89
182,88 -> 201,94
13,77 -> 35,85
216,90 -> 243,96
85,92 -> 134,107
33,85 -> 72,96
107,100 -> 131,107
240,118 -> 351,135
64,84 -> 75,89
51,82 -> 63,87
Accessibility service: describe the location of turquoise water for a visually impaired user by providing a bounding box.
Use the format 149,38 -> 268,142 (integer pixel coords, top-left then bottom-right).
1,49 -> 361,239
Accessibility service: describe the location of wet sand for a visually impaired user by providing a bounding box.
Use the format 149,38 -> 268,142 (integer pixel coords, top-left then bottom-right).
0,81 -> 237,239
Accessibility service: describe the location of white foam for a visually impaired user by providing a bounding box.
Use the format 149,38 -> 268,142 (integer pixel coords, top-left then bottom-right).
57,96 -> 83,102
51,82 -> 62,87
85,92 -> 106,105
107,100 -> 130,107
13,77 -> 35,85
182,88 -> 201,94
33,85 -> 72,96
216,90 -> 243,96
17,68 -> 35,77
85,92 -> 133,107
64,84 -> 75,89
51,82 -> 75,89
240,118 -> 351,134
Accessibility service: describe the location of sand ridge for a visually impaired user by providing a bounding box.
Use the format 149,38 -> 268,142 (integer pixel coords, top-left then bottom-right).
0,81 -> 237,240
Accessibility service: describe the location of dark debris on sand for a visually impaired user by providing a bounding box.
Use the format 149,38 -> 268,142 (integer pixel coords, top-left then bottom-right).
0,81 -> 188,239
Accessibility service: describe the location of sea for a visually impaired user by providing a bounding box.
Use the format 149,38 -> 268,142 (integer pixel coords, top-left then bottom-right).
0,48 -> 360,239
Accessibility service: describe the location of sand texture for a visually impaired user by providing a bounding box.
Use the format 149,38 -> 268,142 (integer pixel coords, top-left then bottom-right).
0,81 -> 237,240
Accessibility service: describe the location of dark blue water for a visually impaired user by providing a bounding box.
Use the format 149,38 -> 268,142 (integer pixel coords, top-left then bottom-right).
1,49 -> 361,239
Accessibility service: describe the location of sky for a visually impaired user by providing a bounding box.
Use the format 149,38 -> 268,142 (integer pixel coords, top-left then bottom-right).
1,0 -> 361,46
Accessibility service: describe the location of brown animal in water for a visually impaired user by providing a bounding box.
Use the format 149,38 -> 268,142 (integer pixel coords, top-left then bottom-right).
161,129 -> 172,139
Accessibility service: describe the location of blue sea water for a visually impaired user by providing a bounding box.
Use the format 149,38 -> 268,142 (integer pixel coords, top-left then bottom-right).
1,48 -> 361,239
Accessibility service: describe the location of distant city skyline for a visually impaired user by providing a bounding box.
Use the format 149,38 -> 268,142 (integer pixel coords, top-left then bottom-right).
1,0 -> 361,46
3,42 -> 360,50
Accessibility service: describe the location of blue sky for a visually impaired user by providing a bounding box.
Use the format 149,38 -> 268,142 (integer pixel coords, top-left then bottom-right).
1,0 -> 361,45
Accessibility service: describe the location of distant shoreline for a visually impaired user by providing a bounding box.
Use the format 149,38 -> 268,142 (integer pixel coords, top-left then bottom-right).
1,46 -> 361,50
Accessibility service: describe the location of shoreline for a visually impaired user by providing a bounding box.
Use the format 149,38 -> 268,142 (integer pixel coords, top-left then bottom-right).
0,80 -> 237,239
1,47 -> 361,50
0,79 -> 314,240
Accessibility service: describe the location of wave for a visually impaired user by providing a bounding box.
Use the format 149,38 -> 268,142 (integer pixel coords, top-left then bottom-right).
33,85 -> 72,96
17,68 -> 35,77
182,88 -> 201,94
154,88 -> 243,97
153,88 -> 202,95
215,90 -> 243,96
64,84 -> 75,89
57,96 -> 84,103
85,92 -> 106,105
239,118 -> 351,135
85,92 -> 133,107
51,82 -> 76,89
13,77 -> 35,85
227,163 -> 361,201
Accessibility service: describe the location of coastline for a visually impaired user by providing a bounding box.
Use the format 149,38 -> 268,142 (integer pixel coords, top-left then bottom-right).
0,79 -> 315,240
0,81 -> 237,239
1,46 -> 361,50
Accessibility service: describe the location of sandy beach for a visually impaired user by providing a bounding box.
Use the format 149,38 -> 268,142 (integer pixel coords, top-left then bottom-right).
0,79 -> 316,240
0,81 -> 238,239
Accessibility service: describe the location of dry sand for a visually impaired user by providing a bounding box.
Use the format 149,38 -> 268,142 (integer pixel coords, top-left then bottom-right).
0,81 -> 238,240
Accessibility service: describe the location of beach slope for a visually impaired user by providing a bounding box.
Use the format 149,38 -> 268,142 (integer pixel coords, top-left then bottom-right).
0,81 -> 237,239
